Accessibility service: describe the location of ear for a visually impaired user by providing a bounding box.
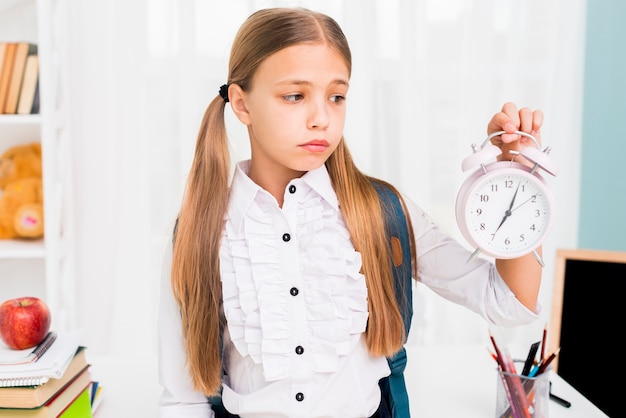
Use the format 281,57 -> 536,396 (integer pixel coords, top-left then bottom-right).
228,84 -> 251,125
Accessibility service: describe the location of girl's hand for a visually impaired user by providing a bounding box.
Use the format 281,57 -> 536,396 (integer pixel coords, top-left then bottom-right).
487,102 -> 544,162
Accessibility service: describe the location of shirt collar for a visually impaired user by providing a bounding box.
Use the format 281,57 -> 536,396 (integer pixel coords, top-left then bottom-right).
228,160 -> 339,230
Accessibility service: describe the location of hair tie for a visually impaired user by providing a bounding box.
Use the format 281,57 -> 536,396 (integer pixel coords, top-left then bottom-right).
219,84 -> 229,102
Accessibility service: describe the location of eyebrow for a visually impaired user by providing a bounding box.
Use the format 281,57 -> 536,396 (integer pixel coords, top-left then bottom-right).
276,79 -> 349,87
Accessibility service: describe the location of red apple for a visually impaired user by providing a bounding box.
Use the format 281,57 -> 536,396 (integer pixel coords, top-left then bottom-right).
0,296 -> 51,350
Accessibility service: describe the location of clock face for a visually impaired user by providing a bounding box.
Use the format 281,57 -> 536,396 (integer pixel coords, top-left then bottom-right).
456,165 -> 554,259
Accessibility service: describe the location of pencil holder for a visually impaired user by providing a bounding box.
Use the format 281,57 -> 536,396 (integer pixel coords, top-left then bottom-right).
495,367 -> 550,418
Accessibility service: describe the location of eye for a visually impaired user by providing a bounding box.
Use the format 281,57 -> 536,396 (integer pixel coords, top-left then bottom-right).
330,94 -> 345,103
283,94 -> 303,103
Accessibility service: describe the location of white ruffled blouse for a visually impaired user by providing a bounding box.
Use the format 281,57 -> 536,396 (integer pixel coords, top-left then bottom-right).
157,160 -> 540,418
220,160 -> 368,382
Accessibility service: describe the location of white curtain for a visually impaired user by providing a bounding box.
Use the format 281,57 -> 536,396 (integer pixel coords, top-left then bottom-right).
65,0 -> 586,357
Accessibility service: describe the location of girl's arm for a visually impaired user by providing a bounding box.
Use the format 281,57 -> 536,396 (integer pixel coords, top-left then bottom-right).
157,239 -> 214,418
488,102 -> 545,311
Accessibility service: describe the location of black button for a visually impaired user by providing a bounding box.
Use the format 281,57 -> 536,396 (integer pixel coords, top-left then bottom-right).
295,345 -> 304,355
295,392 -> 304,402
289,185 -> 296,194
282,233 -> 291,242
290,287 -> 299,296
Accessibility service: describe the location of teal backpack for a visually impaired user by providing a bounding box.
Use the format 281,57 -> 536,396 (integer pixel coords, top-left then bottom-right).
200,182 -> 414,417
373,181 -> 413,418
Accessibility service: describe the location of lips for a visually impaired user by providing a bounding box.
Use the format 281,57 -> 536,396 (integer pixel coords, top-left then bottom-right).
301,139 -> 329,153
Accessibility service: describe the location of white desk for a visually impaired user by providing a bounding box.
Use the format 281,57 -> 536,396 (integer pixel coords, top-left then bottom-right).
89,354 -> 160,417
404,345 -> 608,417
89,345 -> 607,417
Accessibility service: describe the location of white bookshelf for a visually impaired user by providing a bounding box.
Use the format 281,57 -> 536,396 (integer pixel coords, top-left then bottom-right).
0,0 -> 74,331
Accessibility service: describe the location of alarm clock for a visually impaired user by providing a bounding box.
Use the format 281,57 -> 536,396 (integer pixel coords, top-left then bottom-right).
455,131 -> 558,265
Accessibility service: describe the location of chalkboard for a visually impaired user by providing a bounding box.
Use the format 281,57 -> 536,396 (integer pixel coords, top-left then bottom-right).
549,248 -> 626,418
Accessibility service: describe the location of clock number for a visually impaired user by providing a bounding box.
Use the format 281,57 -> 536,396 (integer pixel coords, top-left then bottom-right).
476,208 -> 483,216
480,194 -> 489,202
480,223 -> 486,231
505,180 -> 514,188
534,209 -> 541,217
530,224 -> 536,231
519,234 -> 525,242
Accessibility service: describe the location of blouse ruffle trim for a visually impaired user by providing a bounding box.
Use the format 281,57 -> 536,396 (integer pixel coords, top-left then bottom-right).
220,189 -> 368,382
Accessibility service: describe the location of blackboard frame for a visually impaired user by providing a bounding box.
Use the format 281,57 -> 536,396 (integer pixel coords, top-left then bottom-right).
549,248 -> 626,417
549,248 -> 626,371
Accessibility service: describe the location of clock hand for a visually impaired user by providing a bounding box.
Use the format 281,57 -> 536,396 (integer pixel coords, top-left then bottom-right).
494,212 -> 510,235
511,193 -> 538,213
494,182 -> 521,234
494,192 -> 537,236
508,182 -> 521,211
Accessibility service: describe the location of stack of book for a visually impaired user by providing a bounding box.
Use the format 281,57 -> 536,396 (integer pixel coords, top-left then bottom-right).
0,330 -> 101,417
0,41 -> 40,115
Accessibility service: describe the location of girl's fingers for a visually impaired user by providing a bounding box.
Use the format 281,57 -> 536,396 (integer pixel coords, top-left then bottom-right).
490,104 -> 544,144
487,112 -> 516,136
531,109 -> 544,133
519,107 -> 533,133
501,102 -> 521,128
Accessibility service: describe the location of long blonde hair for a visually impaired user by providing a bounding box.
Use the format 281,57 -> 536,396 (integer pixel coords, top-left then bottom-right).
171,7 -> 417,396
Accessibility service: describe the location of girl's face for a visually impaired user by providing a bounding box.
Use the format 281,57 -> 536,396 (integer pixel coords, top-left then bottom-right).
231,42 -> 350,186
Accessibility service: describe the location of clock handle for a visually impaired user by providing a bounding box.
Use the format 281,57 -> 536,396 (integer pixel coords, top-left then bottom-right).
479,130 -> 559,177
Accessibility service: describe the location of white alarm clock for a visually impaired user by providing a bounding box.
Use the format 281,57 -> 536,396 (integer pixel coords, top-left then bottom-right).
455,131 -> 558,265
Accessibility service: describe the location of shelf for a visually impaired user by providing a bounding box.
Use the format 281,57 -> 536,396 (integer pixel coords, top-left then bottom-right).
0,114 -> 42,124
0,116 -> 42,146
0,0 -> 74,330
0,239 -> 45,259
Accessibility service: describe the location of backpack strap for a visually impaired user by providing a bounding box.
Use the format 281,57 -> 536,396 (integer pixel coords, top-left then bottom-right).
372,182 -> 413,338
373,181 -> 413,418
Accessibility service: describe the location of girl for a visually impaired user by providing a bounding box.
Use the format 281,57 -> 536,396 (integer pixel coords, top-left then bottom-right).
158,7 -> 544,418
